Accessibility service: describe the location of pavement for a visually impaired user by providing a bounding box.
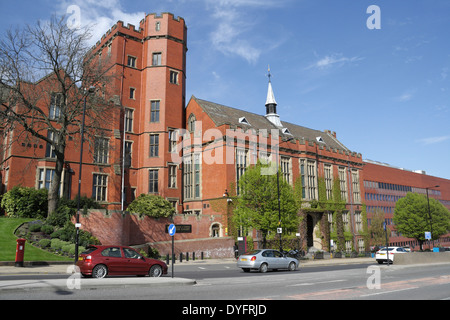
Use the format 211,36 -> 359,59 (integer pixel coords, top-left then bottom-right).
0,257 -> 375,293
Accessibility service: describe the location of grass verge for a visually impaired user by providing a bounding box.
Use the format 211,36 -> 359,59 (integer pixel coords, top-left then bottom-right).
0,217 -> 72,262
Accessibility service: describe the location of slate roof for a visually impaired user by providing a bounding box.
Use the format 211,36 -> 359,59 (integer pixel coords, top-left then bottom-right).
190,96 -> 351,152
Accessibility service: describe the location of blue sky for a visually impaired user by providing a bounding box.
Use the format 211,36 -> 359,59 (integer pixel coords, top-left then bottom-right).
1,0 -> 449,179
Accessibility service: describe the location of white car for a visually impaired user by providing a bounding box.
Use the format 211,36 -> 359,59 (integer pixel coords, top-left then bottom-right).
375,246 -> 408,264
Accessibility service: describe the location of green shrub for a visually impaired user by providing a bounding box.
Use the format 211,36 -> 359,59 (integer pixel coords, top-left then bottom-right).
1,186 -> 48,218
41,224 -> 54,235
39,239 -> 51,248
62,244 -> 73,253
147,247 -> 160,259
50,238 -> 67,250
127,194 -> 175,218
71,245 -> 85,256
29,222 -> 43,232
46,207 -> 71,228
50,229 -> 63,239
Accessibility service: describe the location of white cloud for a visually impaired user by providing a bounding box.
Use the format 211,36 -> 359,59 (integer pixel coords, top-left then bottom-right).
417,136 -> 450,145
441,67 -> 448,80
306,53 -> 363,70
397,93 -> 413,102
56,0 -> 146,46
395,90 -> 415,102
205,0 -> 287,64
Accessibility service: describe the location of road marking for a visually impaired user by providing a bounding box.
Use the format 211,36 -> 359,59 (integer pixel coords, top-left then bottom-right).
360,287 -> 418,297
198,267 -> 206,270
287,279 -> 346,287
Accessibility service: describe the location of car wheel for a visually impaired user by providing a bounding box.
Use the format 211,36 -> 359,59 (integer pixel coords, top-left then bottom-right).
149,264 -> 163,277
92,264 -> 108,279
259,263 -> 268,273
288,262 -> 296,271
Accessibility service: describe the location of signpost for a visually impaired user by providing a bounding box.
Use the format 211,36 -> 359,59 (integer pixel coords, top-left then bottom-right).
168,224 -> 176,278
165,224 -> 192,278
384,221 -> 390,266
425,231 -> 432,251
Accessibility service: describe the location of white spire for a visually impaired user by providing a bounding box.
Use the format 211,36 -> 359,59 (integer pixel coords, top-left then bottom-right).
266,81 -> 277,106
265,65 -> 282,127
265,65 -> 277,106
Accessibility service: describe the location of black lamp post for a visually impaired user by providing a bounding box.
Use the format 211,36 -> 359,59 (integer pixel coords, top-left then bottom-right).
74,86 -> 96,264
276,136 -> 294,253
425,185 -> 440,249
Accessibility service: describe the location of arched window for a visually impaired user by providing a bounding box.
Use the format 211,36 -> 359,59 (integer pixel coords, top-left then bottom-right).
188,114 -> 196,133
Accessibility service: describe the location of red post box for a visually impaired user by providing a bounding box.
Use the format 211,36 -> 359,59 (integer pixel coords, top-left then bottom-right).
15,238 -> 26,267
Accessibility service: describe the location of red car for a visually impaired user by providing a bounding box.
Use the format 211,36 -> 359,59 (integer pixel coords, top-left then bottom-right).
76,245 -> 168,278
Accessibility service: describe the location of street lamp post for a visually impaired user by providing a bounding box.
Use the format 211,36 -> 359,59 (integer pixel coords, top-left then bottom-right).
425,185 -> 440,250
74,86 -> 96,264
276,136 -> 294,253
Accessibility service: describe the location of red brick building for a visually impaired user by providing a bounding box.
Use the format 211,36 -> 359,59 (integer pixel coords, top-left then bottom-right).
182,80 -> 366,253
363,160 -> 450,250
2,13 -> 448,257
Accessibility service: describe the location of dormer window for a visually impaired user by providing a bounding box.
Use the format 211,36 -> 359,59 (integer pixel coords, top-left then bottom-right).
316,136 -> 325,143
239,117 -> 250,125
282,128 -> 291,135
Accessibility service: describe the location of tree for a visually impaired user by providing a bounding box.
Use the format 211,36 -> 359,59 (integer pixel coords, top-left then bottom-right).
232,162 -> 300,248
127,194 -> 175,219
370,208 -> 389,248
0,15 -> 116,215
394,192 -> 450,250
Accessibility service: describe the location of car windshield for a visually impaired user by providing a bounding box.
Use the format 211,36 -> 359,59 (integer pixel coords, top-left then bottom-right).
82,246 -> 98,254
243,250 -> 261,255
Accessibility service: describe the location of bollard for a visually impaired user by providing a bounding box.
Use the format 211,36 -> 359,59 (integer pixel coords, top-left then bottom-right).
179,252 -> 183,263
186,252 -> 189,261
201,251 -> 204,260
166,254 -> 169,266
193,252 -> 196,261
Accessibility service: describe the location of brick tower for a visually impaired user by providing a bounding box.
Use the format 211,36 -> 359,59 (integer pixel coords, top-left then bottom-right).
91,13 -> 187,210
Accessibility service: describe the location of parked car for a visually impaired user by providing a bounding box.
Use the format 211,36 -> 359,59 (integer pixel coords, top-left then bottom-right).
237,249 -> 298,273
375,246 -> 408,264
76,245 -> 168,278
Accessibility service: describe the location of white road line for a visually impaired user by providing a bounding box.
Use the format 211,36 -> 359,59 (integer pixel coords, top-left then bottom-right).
287,279 -> 346,287
360,287 -> 418,297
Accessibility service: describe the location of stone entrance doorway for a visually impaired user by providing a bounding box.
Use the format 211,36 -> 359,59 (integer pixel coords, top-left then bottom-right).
306,214 -> 314,248
305,212 -> 324,251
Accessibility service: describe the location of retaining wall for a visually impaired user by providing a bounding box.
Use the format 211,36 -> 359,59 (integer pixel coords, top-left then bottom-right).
395,252 -> 450,265
74,210 -> 235,259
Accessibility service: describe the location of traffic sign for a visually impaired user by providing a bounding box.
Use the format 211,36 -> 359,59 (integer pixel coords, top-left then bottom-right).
165,224 -> 192,234
168,224 -> 176,237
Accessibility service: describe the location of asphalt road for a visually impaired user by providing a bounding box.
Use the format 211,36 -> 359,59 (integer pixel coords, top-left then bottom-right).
0,261 -> 373,281
1,262 -> 449,302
